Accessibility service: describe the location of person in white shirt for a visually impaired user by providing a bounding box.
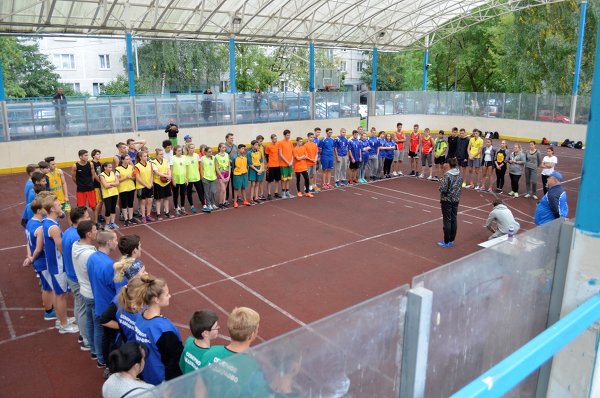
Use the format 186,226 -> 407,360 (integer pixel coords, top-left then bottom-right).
540,147 -> 558,195
485,199 -> 520,240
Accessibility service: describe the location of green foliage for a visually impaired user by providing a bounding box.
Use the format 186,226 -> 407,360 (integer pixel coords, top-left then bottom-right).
361,1 -> 598,95
0,37 -> 62,97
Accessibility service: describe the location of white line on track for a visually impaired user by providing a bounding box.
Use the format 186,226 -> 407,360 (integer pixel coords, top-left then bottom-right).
0,288 -> 16,339
422,209 -> 431,213
0,326 -> 54,346
144,225 -> 307,327
0,244 -> 26,252
463,220 -> 473,224
354,192 -> 362,195
0,201 -> 25,213
371,196 -> 378,199
386,201 -> 395,204
404,205 -> 413,208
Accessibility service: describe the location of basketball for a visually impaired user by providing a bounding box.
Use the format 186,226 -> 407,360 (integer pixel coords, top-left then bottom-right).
160,176 -> 169,183
170,125 -> 177,131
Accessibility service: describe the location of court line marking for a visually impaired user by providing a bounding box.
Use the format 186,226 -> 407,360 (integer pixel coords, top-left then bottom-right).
422,209 -> 431,213
0,244 -> 26,252
0,288 -> 17,339
0,326 -> 54,346
463,220 -> 473,224
0,201 -> 25,213
143,225 -> 307,327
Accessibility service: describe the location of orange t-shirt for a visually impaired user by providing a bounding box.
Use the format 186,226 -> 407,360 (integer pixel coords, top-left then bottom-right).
396,132 -> 406,150
304,141 -> 318,166
293,146 -> 308,173
265,143 -> 279,168
278,139 -> 294,167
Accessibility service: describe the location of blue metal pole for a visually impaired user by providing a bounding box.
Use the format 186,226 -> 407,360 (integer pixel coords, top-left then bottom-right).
309,41 -> 315,92
422,37 -> 429,91
229,38 -> 236,93
371,47 -> 378,92
572,0 -> 588,96
0,60 -> 5,101
575,21 -> 600,235
451,294 -> 600,398
125,33 -> 135,96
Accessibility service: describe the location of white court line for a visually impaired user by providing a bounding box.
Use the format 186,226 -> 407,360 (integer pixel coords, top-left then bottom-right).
422,209 -> 431,213
0,201 -> 25,213
463,220 -> 473,224
386,201 -> 395,204
144,225 -> 307,327
354,192 -> 362,195
371,196 -> 378,199
404,205 -> 413,208
171,216 -> 455,298
0,288 -> 17,339
0,244 -> 26,252
0,326 -> 54,346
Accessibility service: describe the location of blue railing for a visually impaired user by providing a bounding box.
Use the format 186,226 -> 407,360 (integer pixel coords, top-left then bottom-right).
452,294 -> 600,398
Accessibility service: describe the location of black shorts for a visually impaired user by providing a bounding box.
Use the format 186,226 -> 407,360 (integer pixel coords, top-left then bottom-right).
119,190 -> 135,208
457,156 -> 468,167
349,160 -> 360,170
483,161 -> 494,168
434,156 -> 446,165
137,187 -> 153,200
266,167 -> 281,182
408,151 -> 419,158
153,184 -> 172,199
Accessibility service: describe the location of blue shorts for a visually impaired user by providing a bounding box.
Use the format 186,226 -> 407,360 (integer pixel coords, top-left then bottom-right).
38,270 -> 53,292
248,168 -> 265,182
233,174 -> 248,190
321,157 -> 334,170
50,272 -> 69,295
468,158 -> 481,167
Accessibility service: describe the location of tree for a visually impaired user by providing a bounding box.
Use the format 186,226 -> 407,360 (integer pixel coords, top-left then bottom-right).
0,37 -> 62,97
361,50 -> 423,91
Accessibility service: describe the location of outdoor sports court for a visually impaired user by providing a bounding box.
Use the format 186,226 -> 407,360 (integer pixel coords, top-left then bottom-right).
0,143 -> 582,396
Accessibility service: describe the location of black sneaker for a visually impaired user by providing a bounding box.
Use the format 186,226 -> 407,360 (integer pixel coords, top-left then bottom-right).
78,335 -> 83,343
274,193 -> 281,198
91,353 -> 98,360
129,217 -> 140,225
80,341 -> 91,351
258,195 -> 267,201
267,194 -> 272,200
97,361 -> 106,368
123,220 -> 130,227
98,215 -> 106,223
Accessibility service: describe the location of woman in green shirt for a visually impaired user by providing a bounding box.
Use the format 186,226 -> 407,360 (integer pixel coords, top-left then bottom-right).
184,143 -> 204,213
170,145 -> 188,216
201,147 -> 219,213
215,143 -> 231,209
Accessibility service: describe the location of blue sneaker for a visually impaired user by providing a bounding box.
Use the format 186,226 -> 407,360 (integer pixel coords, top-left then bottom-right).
191,206 -> 197,213
44,309 -> 56,320
436,241 -> 448,247
446,241 -> 455,247
334,181 -> 340,187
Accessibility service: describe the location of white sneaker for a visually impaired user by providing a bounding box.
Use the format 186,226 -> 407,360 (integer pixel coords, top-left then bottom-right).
508,191 -> 514,196
524,194 -> 531,198
514,193 -> 519,198
55,317 -> 76,329
533,195 -> 538,200
419,173 -> 425,178
392,171 -> 398,176
474,185 -> 480,190
211,204 -> 219,210
58,323 -> 79,334
398,171 -> 404,176
427,176 -> 433,180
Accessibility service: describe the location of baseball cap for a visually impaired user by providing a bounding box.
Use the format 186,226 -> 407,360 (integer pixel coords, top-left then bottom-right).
184,134 -> 192,140
549,171 -> 563,182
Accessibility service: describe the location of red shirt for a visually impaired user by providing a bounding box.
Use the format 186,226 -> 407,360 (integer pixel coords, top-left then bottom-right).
409,132 -> 420,152
396,132 -> 406,150
421,135 -> 434,155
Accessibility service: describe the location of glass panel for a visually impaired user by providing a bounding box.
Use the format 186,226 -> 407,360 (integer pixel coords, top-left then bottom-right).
575,95 -> 590,125
519,93 -> 537,121
414,220 -> 562,398
136,97 -> 160,131
135,285 -> 409,398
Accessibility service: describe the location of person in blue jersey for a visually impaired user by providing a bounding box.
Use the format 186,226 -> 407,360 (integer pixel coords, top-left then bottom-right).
20,164 -> 40,227
377,131 -> 387,179
367,128 -> 381,181
358,131 -> 371,184
318,128 -> 335,189
62,206 -> 92,350
42,194 -> 79,334
333,128 -> 350,187
23,193 -> 55,321
21,171 -> 48,227
347,129 -> 362,184
179,310 -> 220,374
134,275 -> 183,385
535,171 -> 568,225
379,133 -> 396,179
199,307 -> 271,397
88,229 -> 122,367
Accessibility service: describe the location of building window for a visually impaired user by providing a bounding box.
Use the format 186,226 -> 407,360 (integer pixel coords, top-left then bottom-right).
62,83 -> 80,93
356,62 -> 364,72
93,82 -> 105,96
99,54 -> 111,70
53,54 -> 75,70
340,61 -> 347,72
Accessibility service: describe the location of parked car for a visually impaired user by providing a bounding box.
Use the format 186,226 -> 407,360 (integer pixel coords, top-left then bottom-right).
537,110 -> 570,123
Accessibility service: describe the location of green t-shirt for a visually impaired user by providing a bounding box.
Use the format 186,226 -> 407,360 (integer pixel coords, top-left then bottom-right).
179,336 -> 209,374
200,346 -> 271,398
434,138 -> 448,157
171,155 -> 189,185
202,156 -> 217,181
215,153 -> 230,172
186,153 -> 201,182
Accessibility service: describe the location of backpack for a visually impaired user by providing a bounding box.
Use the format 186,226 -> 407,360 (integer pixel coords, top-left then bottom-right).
574,141 -> 583,149
541,137 -> 550,145
493,131 -> 499,139
561,139 -> 571,147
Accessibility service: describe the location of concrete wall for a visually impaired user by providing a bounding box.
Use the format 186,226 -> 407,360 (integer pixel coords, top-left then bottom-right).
369,114 -> 587,143
0,118 -> 361,172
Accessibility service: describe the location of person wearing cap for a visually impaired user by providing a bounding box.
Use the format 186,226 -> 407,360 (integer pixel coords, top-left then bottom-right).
183,134 -> 193,145
534,171 -> 568,225
485,199 -> 520,239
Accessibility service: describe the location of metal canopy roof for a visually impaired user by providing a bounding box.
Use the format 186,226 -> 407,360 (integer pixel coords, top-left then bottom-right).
0,0 -> 564,51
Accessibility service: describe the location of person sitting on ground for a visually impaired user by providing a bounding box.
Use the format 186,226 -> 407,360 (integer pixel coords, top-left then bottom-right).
102,341 -> 153,398
485,199 -> 520,240
535,171 -> 568,225
179,310 -> 220,374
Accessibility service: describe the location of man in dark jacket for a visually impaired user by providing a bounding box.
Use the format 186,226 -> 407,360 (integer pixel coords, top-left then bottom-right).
164,118 -> 179,146
52,87 -> 67,133
535,171 -> 568,225
438,157 -> 463,247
